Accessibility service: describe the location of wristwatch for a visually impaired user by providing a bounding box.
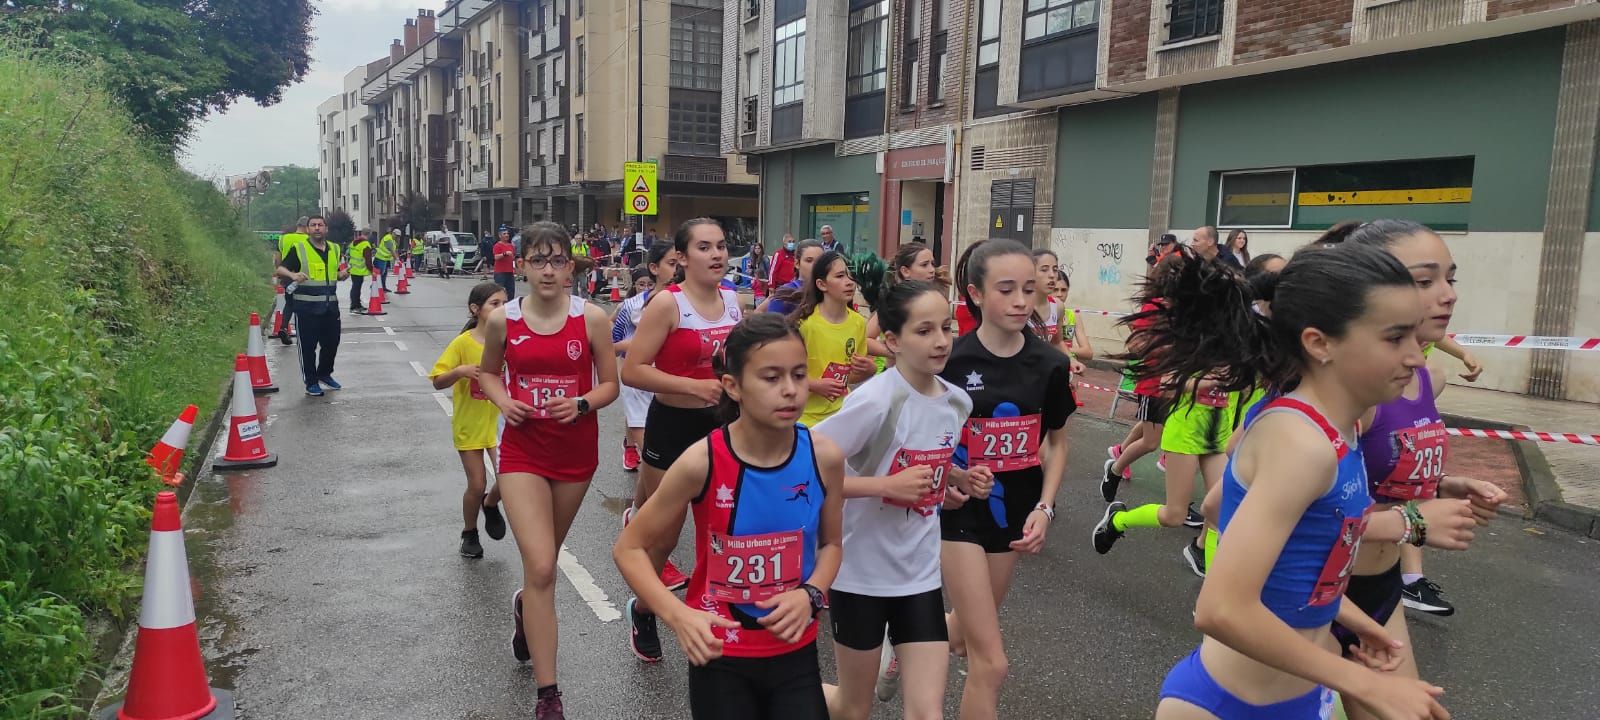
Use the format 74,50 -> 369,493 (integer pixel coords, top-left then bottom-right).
575,397 -> 591,416
801,584 -> 828,617
1034,502 -> 1056,521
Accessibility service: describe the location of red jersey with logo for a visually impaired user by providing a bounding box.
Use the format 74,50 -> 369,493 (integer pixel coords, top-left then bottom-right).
654,285 -> 742,380
686,426 -> 824,658
498,296 -> 598,482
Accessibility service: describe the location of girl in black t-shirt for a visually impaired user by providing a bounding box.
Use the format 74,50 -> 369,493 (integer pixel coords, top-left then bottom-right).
937,238 -> 1075,718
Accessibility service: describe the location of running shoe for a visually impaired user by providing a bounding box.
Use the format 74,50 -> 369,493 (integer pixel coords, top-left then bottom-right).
512,589 -> 530,662
319,376 -> 342,391
1157,453 -> 1168,472
483,502 -> 507,541
460,530 -> 484,559
1092,502 -> 1127,555
277,331 -> 292,346
1182,540 -> 1206,578
623,442 -> 641,472
534,690 -> 565,720
874,647 -> 900,702
1401,578 -> 1456,617
627,597 -> 663,662
1183,504 -> 1204,529
661,560 -> 689,592
305,382 -> 324,397
1099,459 -> 1121,503
1108,444 -> 1122,461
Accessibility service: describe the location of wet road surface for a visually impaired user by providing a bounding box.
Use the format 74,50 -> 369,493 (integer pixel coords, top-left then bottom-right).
182,274 -> 1600,719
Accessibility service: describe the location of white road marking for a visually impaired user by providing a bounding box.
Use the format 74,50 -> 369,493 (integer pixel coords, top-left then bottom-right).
393,340 -> 408,351
432,392 -> 452,416
376,316 -> 388,322
558,544 -> 622,623
410,361 -> 427,377
384,326 -> 396,336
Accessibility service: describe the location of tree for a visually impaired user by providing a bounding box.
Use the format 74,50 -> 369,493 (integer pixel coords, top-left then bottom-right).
2,0 -> 316,150
393,193 -> 440,236
243,165 -> 318,232
324,209 -> 355,246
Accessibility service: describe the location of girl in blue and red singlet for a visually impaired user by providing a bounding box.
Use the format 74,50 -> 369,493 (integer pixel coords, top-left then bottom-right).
614,313 -> 845,720
619,218 -> 744,657
1122,240 -> 1469,720
478,222 -> 619,720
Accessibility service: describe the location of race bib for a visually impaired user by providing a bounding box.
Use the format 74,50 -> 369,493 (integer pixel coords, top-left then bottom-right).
699,325 -> 734,371
822,361 -> 852,386
511,374 -> 580,419
468,378 -> 488,401
1376,422 -> 1447,500
1308,508 -> 1371,607
1198,387 -> 1229,408
965,415 -> 1043,472
1044,323 -> 1059,344
706,529 -> 804,604
883,448 -> 954,516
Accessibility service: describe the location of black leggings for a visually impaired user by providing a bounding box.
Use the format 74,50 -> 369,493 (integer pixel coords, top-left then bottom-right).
687,642 -> 827,720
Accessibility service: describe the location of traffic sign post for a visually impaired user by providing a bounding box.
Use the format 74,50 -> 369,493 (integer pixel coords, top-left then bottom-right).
624,161 -> 658,217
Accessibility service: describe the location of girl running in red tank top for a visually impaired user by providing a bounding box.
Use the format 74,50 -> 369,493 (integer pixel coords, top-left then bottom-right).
477,222 -> 619,720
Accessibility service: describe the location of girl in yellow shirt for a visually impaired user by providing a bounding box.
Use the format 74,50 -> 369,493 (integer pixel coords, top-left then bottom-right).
792,251 -> 872,426
430,282 -> 510,559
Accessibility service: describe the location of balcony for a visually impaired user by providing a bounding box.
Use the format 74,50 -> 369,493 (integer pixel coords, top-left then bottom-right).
466,167 -> 490,190
522,164 -> 545,188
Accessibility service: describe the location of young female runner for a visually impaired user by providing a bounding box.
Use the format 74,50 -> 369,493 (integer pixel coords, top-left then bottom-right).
939,238 -> 1075,720
613,313 -> 845,720
812,280 -> 980,720
791,250 -> 873,427
1129,241 -> 1472,720
1051,270 -> 1094,365
865,242 -> 939,339
429,281 -> 509,558
1320,220 -> 1506,720
477,222 -> 620,720
612,243 -> 681,472
1102,249 -> 1191,501
620,218 -> 744,660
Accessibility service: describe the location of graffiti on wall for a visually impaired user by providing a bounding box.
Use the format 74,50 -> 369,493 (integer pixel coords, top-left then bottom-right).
1095,241 -> 1124,286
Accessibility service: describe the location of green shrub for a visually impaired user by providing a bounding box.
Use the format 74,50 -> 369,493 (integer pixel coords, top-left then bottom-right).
0,45 -> 269,716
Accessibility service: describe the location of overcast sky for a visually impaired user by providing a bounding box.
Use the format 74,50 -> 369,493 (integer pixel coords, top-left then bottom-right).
179,0 -> 427,179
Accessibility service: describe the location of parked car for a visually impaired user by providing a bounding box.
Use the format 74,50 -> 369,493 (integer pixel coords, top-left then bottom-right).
423,230 -> 479,264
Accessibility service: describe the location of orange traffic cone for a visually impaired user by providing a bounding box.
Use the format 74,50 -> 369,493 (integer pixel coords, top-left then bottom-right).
98,491 -> 234,720
395,271 -> 410,295
608,282 -> 621,302
377,274 -> 391,304
269,285 -> 293,341
365,282 -> 387,316
146,405 -> 197,487
212,354 -> 277,471
406,261 -> 415,279
245,314 -> 278,395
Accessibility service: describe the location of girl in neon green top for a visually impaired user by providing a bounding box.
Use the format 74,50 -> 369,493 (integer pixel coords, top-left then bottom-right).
430,282 -> 510,558
793,251 -> 872,426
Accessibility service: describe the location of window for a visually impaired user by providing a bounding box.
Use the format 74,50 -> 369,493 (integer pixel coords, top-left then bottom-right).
806,193 -> 872,254
352,195 -> 359,210
1166,0 -> 1223,43
575,114 -> 585,171
351,160 -> 359,176
670,97 -> 721,155
847,1 -> 887,96
577,0 -> 584,17
773,18 -> 806,106
929,0 -> 949,103
973,0 -> 1005,116
901,38 -> 919,108
746,0 -> 759,18
671,15 -> 723,91
536,129 -> 547,162
576,39 -> 585,95
1217,158 -> 1475,231
536,63 -> 546,97
1024,0 -> 1096,42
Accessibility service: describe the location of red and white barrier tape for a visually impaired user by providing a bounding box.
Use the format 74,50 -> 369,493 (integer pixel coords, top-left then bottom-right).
1446,428 -> 1600,445
1071,308 -> 1131,318
1076,381 -> 1124,395
1445,334 -> 1600,351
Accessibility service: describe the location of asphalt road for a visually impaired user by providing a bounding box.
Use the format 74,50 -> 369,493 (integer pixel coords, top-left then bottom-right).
181,273 -> 1600,720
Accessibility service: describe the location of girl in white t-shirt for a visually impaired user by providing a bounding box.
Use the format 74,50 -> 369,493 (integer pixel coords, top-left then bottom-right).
813,280 -> 988,720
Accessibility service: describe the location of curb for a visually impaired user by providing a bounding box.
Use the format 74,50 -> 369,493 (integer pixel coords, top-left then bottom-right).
87,356 -> 238,715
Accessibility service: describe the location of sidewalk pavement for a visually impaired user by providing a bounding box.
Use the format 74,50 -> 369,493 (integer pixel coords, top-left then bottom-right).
1071,364 -> 1599,538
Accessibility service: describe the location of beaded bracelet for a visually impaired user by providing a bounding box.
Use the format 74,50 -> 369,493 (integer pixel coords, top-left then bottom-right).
1403,500 -> 1428,547
1393,506 -> 1413,545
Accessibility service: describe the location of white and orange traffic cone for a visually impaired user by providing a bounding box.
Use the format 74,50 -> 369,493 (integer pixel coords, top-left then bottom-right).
99,491 -> 235,720
244,313 -> 278,395
406,261 -> 415,279
364,282 -> 387,316
395,270 -> 410,295
146,404 -> 197,487
212,354 -> 277,471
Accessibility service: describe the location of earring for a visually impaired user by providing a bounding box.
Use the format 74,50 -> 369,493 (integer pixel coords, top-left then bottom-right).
1321,357 -> 1331,366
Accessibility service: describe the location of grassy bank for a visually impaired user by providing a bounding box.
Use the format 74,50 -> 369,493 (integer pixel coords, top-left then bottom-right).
0,47 -> 269,716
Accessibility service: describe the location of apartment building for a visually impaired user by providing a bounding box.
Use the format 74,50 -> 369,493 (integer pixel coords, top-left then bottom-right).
361,9 -> 460,233
1038,1 -> 1600,402
445,1 -> 525,233
519,0 -> 571,224
315,65 -> 377,231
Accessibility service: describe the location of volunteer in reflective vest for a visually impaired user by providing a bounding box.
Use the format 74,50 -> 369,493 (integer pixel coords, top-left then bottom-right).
273,216 -> 310,343
376,231 -> 398,292
410,235 -> 426,268
348,233 -> 374,314
275,215 -> 350,397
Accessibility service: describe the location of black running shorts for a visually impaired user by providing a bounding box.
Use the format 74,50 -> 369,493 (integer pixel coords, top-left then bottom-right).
1136,395 -> 1171,425
687,641 -> 827,720
642,400 -> 720,471
828,588 -> 948,651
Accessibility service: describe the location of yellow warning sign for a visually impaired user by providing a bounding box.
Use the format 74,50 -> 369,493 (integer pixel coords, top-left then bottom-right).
625,161 -> 658,216
993,214 -> 1004,229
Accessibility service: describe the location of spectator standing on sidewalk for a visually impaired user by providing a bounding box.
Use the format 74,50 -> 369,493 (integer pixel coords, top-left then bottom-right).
493,228 -> 518,301
770,232 -> 798,290
276,216 -> 349,397
347,232 -> 374,314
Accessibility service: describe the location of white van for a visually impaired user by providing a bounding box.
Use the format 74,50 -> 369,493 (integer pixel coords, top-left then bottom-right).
423,230 -> 479,264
